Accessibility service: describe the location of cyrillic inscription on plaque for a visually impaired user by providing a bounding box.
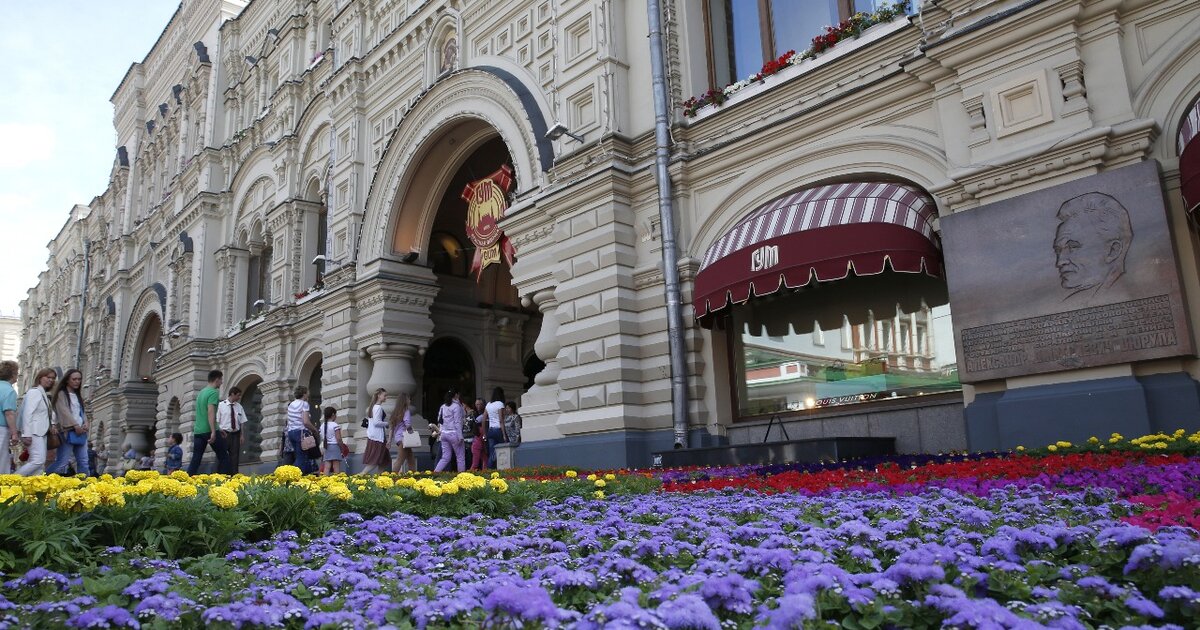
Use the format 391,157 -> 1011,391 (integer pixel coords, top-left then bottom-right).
961,295 -> 1178,375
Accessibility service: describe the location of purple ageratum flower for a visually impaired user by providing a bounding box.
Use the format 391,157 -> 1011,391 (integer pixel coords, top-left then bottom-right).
698,573 -> 759,614
67,605 -> 141,629
482,581 -> 568,626
1124,594 -> 1165,619
133,592 -> 193,622
755,593 -> 816,629
303,610 -> 367,629
656,594 -> 720,630
122,578 -> 170,599
4,567 -> 70,590
1159,585 -> 1200,605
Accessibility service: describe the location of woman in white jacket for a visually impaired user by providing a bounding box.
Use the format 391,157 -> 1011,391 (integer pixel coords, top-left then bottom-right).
16,368 -> 56,476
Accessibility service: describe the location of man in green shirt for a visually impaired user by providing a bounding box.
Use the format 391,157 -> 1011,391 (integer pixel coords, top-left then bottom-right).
187,370 -> 228,475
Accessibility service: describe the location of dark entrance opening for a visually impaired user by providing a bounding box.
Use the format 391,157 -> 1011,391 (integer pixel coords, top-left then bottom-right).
422,337 -> 476,421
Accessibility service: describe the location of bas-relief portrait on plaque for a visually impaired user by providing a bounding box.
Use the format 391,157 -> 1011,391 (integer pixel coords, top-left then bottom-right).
940,160 -> 1194,382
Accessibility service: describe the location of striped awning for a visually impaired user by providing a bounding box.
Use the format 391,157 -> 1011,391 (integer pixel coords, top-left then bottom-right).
1179,97 -> 1200,212
693,182 -> 944,321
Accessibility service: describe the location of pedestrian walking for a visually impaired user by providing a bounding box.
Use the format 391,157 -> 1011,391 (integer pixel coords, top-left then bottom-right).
285,386 -> 319,475
163,433 -> 184,473
360,389 -> 392,474
216,386 -> 247,474
15,368 -> 56,476
0,361 -> 18,474
468,398 -> 487,471
390,392 -> 417,474
433,389 -> 468,472
46,369 -> 90,476
504,400 -> 522,448
485,387 -> 507,469
187,370 -> 229,475
321,406 -> 347,475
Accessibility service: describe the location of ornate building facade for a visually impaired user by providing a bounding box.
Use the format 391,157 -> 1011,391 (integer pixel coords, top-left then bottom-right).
20,0 -> 1200,470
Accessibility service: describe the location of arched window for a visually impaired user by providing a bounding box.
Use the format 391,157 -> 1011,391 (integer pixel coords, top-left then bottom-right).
695,181 -> 961,417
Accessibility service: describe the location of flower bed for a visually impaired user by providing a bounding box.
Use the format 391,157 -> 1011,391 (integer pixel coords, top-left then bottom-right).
1,431 -> 1199,628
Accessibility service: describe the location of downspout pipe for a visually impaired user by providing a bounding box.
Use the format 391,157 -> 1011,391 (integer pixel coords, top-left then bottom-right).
645,0 -> 690,448
75,240 -> 91,367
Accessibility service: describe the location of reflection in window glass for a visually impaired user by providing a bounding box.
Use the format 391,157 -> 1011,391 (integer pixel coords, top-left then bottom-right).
733,301 -> 960,416
729,0 -> 764,80
769,0 -> 839,57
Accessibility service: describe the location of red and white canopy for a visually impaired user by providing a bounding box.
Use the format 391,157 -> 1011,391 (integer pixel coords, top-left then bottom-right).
1179,97 -> 1200,212
693,182 -> 944,320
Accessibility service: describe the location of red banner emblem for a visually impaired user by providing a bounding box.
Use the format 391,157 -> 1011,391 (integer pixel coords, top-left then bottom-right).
462,165 -> 516,282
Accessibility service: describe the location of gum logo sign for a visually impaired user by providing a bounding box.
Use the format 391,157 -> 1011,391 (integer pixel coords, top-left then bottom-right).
462,165 -> 516,282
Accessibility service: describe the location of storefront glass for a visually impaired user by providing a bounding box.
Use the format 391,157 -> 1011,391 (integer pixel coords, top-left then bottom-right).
732,299 -> 960,416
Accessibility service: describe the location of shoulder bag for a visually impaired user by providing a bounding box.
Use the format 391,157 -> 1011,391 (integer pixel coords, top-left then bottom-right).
43,391 -> 61,449
402,428 -> 423,449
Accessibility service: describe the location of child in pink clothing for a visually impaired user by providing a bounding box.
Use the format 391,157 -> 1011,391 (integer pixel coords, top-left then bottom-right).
469,415 -> 487,471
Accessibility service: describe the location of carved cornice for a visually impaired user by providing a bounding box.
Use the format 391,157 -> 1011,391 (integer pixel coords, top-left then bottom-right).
931,119 -> 1158,211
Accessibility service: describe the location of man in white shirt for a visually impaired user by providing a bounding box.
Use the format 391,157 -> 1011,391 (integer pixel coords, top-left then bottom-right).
216,386 -> 247,475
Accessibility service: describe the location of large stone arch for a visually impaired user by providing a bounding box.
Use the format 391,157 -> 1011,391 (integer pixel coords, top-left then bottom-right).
690,136 -> 950,260
359,68 -> 553,264
120,285 -> 166,382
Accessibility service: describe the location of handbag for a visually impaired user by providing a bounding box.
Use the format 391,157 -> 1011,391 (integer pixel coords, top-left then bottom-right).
47,429 -> 61,450
402,430 -> 422,449
67,429 -> 88,446
300,430 -> 319,458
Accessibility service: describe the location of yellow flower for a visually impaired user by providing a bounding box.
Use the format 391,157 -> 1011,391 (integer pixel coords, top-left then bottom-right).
423,485 -> 443,498
274,465 -> 303,483
169,470 -> 190,482
565,470 -> 578,478
1174,428 -> 1186,437
0,486 -> 23,504
489,478 -> 509,494
176,484 -> 197,498
593,490 -> 605,500
1087,436 -> 1099,444
604,474 -> 616,481
374,476 -> 395,489
1015,446 -> 1025,452
594,479 -> 606,488
1153,441 -> 1169,449
491,472 -> 500,479
1056,441 -> 1072,448
586,474 -> 597,481
208,486 -> 239,509
1047,445 -> 1058,452
57,488 -> 102,512
326,483 -> 353,501
442,482 -> 460,495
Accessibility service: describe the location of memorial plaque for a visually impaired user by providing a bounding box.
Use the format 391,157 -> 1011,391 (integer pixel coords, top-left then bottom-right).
940,160 -> 1194,382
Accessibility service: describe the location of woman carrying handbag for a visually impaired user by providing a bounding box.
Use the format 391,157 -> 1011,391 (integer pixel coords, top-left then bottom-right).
360,389 -> 391,474
16,368 -> 56,476
390,392 -> 419,474
433,389 -> 468,472
47,369 -> 90,476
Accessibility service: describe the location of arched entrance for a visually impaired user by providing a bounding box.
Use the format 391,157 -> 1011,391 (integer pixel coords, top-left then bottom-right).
391,126 -> 538,412
122,313 -> 163,461
237,377 -> 264,463
422,337 -> 476,420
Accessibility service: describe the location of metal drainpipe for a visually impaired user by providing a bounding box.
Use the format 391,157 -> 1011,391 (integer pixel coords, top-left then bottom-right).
75,239 -> 91,368
646,0 -> 690,448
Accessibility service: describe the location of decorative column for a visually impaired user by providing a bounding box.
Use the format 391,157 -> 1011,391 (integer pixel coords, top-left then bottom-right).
518,289 -> 563,441
363,343 -> 425,454
530,289 -> 560,388
364,343 -> 418,418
